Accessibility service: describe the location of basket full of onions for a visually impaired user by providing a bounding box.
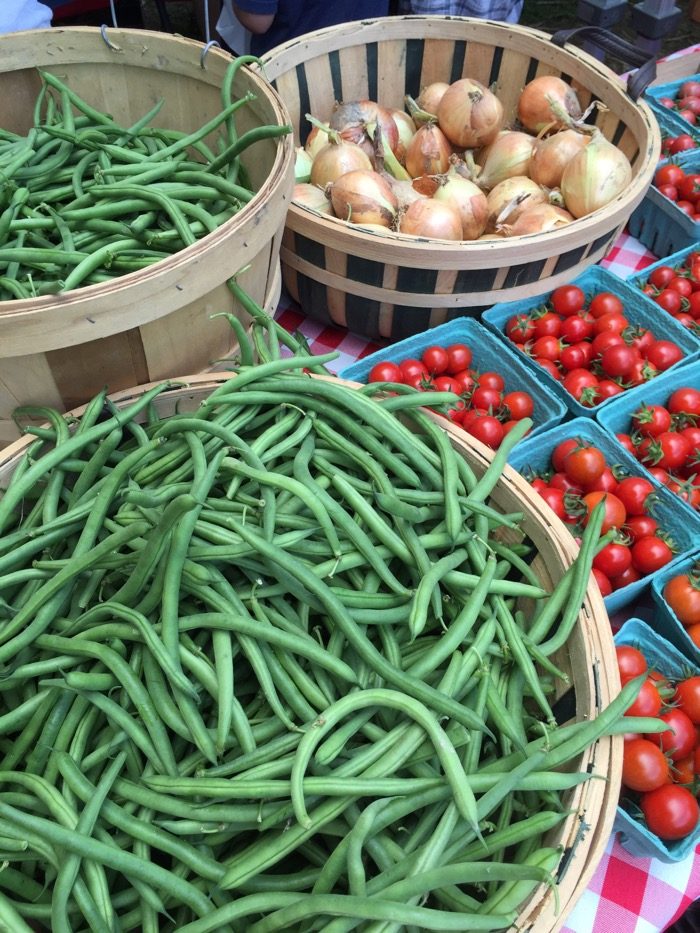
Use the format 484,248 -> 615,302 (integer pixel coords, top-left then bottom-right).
260,15 -> 660,341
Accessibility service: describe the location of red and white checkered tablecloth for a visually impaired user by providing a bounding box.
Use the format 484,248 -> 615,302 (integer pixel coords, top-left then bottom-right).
273,235 -> 700,929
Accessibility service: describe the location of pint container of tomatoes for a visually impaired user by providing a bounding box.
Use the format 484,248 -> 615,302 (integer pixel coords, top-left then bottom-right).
595,361 -> 700,519
337,318 -> 568,445
645,73 -> 700,139
651,549 -> 700,665
482,266 -> 699,419
627,150 -> 700,258
508,418 -> 700,613
613,617 -> 700,862
629,243 -> 700,337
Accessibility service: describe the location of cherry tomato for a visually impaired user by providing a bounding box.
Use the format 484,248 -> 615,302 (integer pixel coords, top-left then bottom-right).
588,291 -> 624,319
477,371 -> 505,392
560,314 -> 594,344
668,387 -> 700,418
549,471 -> 583,495
600,343 -> 638,378
675,676 -> 700,724
582,491 -> 626,534
615,644 -> 647,684
624,679 -> 663,720
550,283 -> 585,316
631,535 -> 674,575
668,275 -> 694,298
593,541 -> 632,579
433,375 -> 461,393
680,80 -> 700,98
640,784 -> 700,841
624,514 -> 658,543
559,344 -> 588,371
612,565 -> 642,590
585,466 -> 618,494
648,265 -> 676,290
398,358 -> 428,383
645,340 -> 683,372
563,444 -> 606,486
667,134 -> 698,156
551,438 -> 579,473
674,754 -> 695,786
369,360 -> 403,383
451,369 -> 476,395
614,476 -> 655,516
464,413 -> 504,450
505,313 -> 536,342
616,433 -> 637,456
655,163 -> 686,187
535,358 -> 562,380
470,386 -> 502,411
536,486 -> 568,521
631,404 -> 672,437
663,572 -> 700,627
622,737 -> 669,791
531,335 -> 562,362
592,566 -> 612,597
501,391 -> 534,421
638,432 -> 692,472
655,287 -> 684,315
444,343 -> 472,374
593,311 -> 629,335
654,707 -> 697,761
596,379 -> 624,401
590,331 -> 625,357
677,173 -> 700,204
421,345 -> 450,375
562,369 -> 600,407
533,311 -> 562,338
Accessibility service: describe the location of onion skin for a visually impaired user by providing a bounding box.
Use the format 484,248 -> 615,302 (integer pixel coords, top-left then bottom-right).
432,172 -> 488,240
304,124 -> 331,159
476,130 -> 539,190
485,176 -> 547,231
529,130 -> 590,188
500,202 -> 574,236
329,170 -> 399,227
417,82 -> 450,116
517,75 -> 583,134
437,78 -> 504,149
294,147 -> 313,183
398,198 -> 463,240
292,183 -> 334,215
404,123 -> 452,178
310,141 -> 373,187
329,99 -> 379,131
560,131 -> 633,218
389,109 -> 417,164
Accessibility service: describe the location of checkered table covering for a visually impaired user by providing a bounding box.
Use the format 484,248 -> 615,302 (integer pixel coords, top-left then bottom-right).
273,219 -> 700,929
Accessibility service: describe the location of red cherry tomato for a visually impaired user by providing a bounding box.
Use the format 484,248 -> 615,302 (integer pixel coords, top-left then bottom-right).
645,340 -> 683,372
563,444 -> 606,486
369,360 -> 403,383
463,413 -> 504,450
501,391 -> 534,421
654,707 -> 697,761
624,679 -> 663,719
615,644 -> 647,684
622,737 -> 669,791
675,677 -> 700,724
582,491 -> 626,534
631,535 -> 674,576
640,784 -> 700,841
593,542 -> 632,579
588,291 -> 624,319
550,283 -> 585,316
614,476 -> 655,516
444,343 -> 472,374
421,345 -> 450,375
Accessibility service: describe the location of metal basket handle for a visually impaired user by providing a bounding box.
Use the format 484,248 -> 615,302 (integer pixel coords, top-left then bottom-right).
551,26 -> 657,101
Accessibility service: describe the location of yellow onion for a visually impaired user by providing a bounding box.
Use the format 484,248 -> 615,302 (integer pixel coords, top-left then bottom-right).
485,176 -> 547,231
417,81 -> 450,116
560,130 -> 632,218
294,147 -> 313,183
529,129 -> 590,188
432,171 -> 488,240
437,78 -> 504,149
389,108 -> 417,163
500,202 -> 574,236
292,183 -> 333,215
329,99 -> 379,131
381,175 -> 429,211
475,130 -> 539,190
404,122 -> 452,178
304,124 -> 331,159
310,140 -> 373,187
398,198 -> 463,240
329,170 -> 399,227
517,75 -> 583,134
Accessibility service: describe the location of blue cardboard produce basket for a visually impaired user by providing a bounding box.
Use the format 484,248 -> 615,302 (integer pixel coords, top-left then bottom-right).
627,150 -> 700,258
645,75 -> 700,141
337,318 -> 567,439
629,243 -> 699,294
613,618 -> 700,863
595,360 -> 700,522
482,265 -> 700,420
650,99 -> 700,153
508,418 -> 700,614
650,548 -> 700,666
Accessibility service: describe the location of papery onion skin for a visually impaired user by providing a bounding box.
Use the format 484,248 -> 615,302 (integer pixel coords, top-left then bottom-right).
437,78 -> 504,149
517,75 -> 583,134
404,123 -> 453,178
485,176 -> 547,231
292,183 -> 334,215
295,147 -> 313,183
500,202 -> 574,236
329,169 -> 399,227
417,81 -> 450,116
432,172 -> 489,240
389,108 -> 417,163
398,199 -> 463,240
310,141 -> 373,187
304,124 -> 331,159
476,130 -> 539,190
560,132 -> 633,218
329,99 -> 379,131
529,130 -> 590,188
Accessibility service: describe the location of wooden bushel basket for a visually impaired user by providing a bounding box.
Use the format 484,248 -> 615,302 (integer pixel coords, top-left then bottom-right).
0,373 -> 621,932
260,15 -> 661,341
0,27 -> 295,446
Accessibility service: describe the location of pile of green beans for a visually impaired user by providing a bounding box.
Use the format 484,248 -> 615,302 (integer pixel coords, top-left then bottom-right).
0,341 -> 659,932
0,56 -> 290,300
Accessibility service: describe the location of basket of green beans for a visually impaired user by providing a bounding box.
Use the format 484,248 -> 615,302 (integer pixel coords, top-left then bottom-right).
0,315 -> 661,931
0,26 -> 294,447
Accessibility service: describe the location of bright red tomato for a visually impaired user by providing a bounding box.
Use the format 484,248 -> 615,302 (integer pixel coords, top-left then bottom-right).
596,379 -> 624,401
663,572 -> 700,627
369,360 -> 403,383
668,387 -> 700,417
655,163 -> 686,187
624,514 -> 659,542
588,291 -> 624,319
445,343 -> 472,374
616,433 -> 637,456
505,313 -> 536,342
531,336 -> 562,362
655,288 -> 684,315
559,344 -> 588,371
562,369 -> 600,406
471,386 -> 502,411
593,311 -> 629,335
624,679 -> 663,720
563,444 -> 606,486
614,476 -> 655,516
631,535 -> 674,575
615,644 -> 647,684
594,542 -> 632,579
535,358 -> 562,380
648,265 -> 676,290
600,344 -> 638,379
640,784 -> 699,841
675,676 -> 700,724
654,707 -> 697,761
645,340 -> 683,372
451,369 -> 476,395
631,404 -> 672,437
582,490 -> 626,534
550,283 -> 585,316
536,485 -> 568,521
639,432 -> 692,471
592,566 -> 613,597
585,466 -> 618,494
552,438 -> 580,473
464,414 -> 504,450
533,311 -> 562,338
622,737 -> 670,791
478,371 -> 505,392
398,358 -> 428,383
560,314 -> 594,343
501,390 -> 534,421
421,345 -> 450,375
